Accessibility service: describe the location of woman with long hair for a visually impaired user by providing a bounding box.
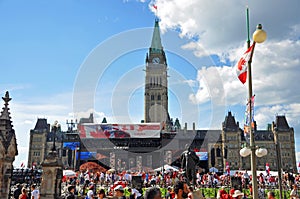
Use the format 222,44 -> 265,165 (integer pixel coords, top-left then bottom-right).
19,187 -> 28,199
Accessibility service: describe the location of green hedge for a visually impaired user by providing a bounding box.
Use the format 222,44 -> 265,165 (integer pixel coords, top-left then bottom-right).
197,188 -> 291,199
80,187 -> 291,199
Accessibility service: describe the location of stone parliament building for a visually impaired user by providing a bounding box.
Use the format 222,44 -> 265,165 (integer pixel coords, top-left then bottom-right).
27,19 -> 297,174
27,112 -> 297,173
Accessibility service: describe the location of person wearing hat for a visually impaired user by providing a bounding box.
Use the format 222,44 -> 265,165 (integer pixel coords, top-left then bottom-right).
86,185 -> 94,199
232,190 -> 244,199
66,185 -> 76,199
114,185 -> 126,199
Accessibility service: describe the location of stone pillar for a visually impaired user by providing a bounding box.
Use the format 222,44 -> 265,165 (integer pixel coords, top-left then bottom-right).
0,160 -> 14,198
40,151 -> 63,199
0,91 -> 18,198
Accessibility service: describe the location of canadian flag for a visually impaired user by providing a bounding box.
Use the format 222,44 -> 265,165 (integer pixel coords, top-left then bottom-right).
266,162 -> 270,175
153,5 -> 158,10
236,44 -> 255,84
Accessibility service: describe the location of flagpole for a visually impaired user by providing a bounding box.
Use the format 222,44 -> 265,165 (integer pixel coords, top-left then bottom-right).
246,7 -> 250,49
246,7 -> 258,199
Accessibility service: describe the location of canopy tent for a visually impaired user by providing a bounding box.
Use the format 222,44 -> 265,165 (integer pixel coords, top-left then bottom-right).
108,168 -> 116,173
154,164 -> 179,172
63,170 -> 76,177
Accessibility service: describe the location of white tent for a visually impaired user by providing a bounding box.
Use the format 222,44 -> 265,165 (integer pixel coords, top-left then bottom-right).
63,170 -> 76,177
230,170 -> 278,176
154,164 -> 179,172
209,167 -> 219,173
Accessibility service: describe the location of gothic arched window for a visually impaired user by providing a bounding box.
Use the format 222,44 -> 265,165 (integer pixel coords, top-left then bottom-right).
216,147 -> 221,157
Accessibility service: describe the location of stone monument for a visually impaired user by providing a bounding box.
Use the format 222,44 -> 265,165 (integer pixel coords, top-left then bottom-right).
40,121 -> 63,199
180,144 -> 199,186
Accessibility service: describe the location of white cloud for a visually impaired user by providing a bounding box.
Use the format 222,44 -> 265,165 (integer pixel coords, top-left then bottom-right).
152,0 -> 300,58
184,37 -> 300,127
183,79 -> 197,88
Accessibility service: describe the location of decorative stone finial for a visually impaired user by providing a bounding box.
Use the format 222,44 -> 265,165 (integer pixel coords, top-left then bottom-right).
2,91 -> 11,103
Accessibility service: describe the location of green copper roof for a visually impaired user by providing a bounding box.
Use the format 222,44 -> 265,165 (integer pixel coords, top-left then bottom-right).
150,19 -> 163,52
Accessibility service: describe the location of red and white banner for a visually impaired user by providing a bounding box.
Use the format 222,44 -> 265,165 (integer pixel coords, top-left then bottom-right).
236,44 -> 254,84
79,123 -> 161,138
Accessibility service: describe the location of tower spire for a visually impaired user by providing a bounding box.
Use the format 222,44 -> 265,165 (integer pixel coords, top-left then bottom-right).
150,19 -> 163,53
144,19 -> 169,123
0,91 -> 12,121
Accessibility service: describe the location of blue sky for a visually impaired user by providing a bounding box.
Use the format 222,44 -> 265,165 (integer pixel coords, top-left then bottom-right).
1,0 -> 300,168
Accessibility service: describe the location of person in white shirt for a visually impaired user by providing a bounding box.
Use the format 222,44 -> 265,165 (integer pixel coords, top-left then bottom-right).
86,185 -> 94,199
290,184 -> 299,199
31,184 -> 40,199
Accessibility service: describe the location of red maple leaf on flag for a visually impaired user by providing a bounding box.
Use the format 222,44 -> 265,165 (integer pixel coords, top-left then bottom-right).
236,44 -> 254,84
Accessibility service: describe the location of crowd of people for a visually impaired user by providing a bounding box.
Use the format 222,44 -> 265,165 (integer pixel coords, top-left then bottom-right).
12,184 -> 40,199
10,168 -> 300,199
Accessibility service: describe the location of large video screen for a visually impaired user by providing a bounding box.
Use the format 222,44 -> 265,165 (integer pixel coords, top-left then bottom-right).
78,123 -> 161,138
196,152 -> 208,161
63,142 -> 80,150
76,152 -> 97,160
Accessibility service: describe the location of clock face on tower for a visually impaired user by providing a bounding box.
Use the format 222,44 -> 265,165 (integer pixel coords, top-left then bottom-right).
152,57 -> 160,64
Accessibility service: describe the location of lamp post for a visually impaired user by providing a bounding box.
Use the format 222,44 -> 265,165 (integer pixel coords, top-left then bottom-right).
274,127 -> 283,199
240,8 -> 267,199
248,23 -> 267,199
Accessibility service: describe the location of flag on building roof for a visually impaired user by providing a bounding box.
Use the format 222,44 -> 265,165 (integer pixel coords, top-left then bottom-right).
153,4 -> 158,10
236,44 -> 254,84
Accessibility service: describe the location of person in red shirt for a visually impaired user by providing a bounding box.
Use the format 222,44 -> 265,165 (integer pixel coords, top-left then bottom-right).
217,187 -> 228,199
248,184 -> 253,196
228,188 -> 235,199
19,188 -> 28,199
